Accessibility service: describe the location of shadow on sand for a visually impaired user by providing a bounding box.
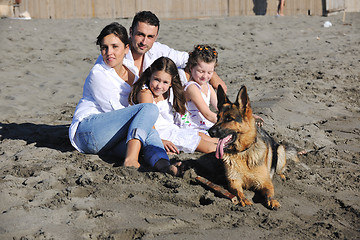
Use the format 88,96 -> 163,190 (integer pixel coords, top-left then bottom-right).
0,122 -> 73,152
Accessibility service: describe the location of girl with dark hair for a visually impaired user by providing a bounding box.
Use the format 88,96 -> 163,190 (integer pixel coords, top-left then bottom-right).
130,57 -> 217,154
69,23 -> 181,176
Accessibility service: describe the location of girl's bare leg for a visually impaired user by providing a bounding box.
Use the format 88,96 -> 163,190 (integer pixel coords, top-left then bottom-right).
196,138 -> 217,153
123,139 -> 141,168
199,132 -> 218,144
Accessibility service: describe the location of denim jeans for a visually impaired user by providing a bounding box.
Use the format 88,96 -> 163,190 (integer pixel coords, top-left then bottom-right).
76,103 -> 168,166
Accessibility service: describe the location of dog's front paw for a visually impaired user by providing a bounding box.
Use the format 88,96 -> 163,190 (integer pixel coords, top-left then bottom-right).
266,199 -> 281,210
238,197 -> 253,207
278,173 -> 286,181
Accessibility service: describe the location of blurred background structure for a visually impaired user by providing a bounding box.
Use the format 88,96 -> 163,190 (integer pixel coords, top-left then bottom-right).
0,0 -> 359,19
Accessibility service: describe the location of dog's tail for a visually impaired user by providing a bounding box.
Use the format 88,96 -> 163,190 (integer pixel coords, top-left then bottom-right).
273,144 -> 299,180
284,144 -> 300,163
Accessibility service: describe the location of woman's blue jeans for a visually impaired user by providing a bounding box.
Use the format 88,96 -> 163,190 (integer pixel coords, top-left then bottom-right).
76,103 -> 168,167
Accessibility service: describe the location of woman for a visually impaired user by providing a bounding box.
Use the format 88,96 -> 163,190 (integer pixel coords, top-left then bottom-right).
69,22 -> 180,175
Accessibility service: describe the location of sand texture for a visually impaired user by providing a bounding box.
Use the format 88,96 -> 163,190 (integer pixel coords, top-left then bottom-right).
0,13 -> 359,239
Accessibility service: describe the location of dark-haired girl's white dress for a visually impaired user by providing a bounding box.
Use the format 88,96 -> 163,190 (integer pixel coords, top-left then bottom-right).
153,93 -> 201,154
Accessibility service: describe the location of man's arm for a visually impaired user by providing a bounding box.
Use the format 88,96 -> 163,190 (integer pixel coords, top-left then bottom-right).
154,42 -> 189,69
183,68 -> 227,92
210,72 -> 227,93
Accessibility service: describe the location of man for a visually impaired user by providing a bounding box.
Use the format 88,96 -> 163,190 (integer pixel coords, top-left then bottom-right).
96,11 -> 227,91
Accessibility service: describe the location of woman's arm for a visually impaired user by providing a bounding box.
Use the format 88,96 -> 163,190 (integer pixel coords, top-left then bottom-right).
185,84 -> 217,123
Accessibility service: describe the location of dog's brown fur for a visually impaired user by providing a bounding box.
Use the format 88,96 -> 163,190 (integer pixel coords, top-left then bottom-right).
209,85 -> 298,210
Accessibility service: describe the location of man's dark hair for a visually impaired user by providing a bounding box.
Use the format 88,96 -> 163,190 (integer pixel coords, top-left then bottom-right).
130,11 -> 160,32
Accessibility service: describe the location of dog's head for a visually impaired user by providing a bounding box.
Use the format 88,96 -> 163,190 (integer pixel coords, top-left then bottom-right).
209,85 -> 256,159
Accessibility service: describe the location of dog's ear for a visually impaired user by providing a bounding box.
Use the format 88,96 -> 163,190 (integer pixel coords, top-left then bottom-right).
217,85 -> 231,110
235,85 -> 252,117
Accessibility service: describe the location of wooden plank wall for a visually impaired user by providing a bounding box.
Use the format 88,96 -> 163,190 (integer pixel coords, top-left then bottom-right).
326,0 -> 345,13
345,0 -> 360,12
133,0 -> 228,19
19,0 -> 229,19
18,0 -> 358,19
229,0 -> 323,16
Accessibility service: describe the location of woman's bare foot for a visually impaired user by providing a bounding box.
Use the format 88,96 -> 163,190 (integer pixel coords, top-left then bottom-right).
123,139 -> 141,168
154,159 -> 183,176
123,158 -> 140,168
168,161 -> 183,176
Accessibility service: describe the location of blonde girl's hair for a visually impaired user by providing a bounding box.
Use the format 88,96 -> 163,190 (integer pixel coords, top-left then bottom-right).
186,44 -> 218,71
129,57 -> 187,115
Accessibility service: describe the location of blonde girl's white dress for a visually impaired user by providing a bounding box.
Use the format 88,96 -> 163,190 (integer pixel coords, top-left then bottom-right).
151,88 -> 201,154
180,81 -> 214,131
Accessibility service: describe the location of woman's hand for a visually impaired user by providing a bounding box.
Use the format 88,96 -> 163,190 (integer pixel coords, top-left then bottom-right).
162,140 -> 179,155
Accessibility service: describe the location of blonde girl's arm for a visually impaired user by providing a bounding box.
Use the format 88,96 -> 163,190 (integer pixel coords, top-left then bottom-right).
185,84 -> 217,123
209,85 -> 218,111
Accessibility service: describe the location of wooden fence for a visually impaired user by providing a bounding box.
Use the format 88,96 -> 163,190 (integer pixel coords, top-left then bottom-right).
12,0 -> 360,19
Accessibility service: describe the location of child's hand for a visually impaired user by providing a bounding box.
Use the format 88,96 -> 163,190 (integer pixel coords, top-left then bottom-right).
162,140 -> 180,155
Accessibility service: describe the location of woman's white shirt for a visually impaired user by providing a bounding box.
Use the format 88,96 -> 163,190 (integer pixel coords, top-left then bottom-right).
69,58 -> 134,152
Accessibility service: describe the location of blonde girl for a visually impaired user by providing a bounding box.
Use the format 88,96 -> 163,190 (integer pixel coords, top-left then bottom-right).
181,44 -> 218,131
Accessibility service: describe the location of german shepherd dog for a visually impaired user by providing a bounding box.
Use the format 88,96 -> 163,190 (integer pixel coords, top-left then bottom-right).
208,85 -> 298,210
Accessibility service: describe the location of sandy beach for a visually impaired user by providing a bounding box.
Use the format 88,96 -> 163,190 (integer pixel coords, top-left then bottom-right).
0,13 -> 359,239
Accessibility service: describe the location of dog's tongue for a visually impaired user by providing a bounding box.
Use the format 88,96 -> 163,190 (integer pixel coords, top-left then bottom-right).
215,135 -> 231,159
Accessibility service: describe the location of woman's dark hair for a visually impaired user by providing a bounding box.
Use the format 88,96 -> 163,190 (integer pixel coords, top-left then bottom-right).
186,44 -> 218,71
96,22 -> 129,46
129,57 -> 186,115
130,11 -> 160,33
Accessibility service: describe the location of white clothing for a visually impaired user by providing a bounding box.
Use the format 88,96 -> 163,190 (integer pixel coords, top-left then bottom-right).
69,58 -> 133,152
180,81 -> 214,131
154,98 -> 201,154
95,41 -> 189,84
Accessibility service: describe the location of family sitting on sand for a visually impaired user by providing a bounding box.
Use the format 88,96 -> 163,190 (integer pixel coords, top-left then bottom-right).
69,11 -> 227,176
